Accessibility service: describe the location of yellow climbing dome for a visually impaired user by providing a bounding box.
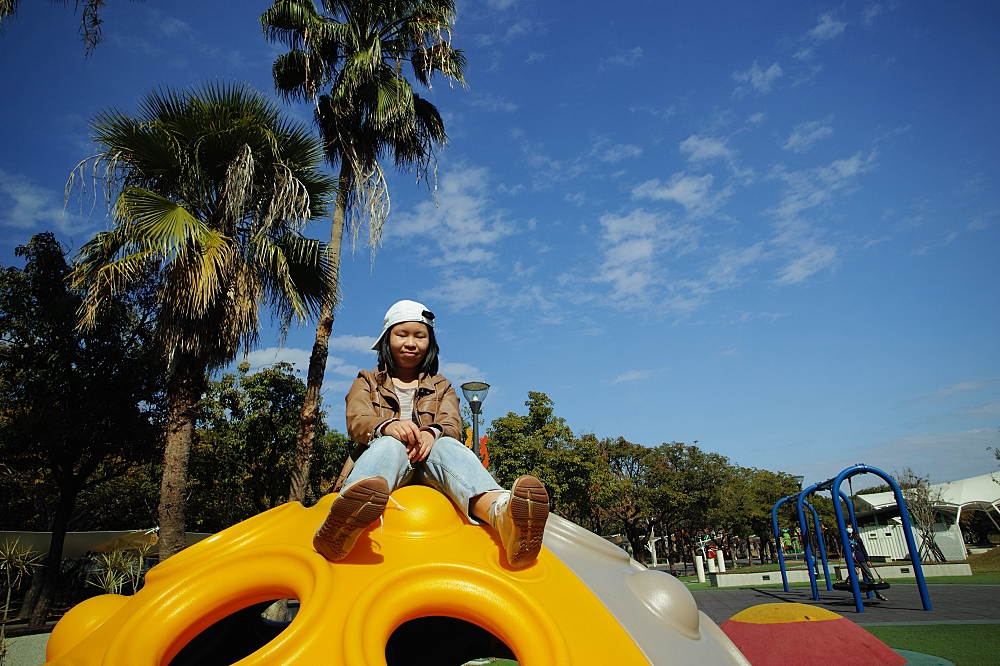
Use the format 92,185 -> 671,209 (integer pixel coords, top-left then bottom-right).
46,486 -> 749,666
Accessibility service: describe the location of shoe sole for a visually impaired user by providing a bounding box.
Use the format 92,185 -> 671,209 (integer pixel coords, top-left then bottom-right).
507,475 -> 549,568
313,477 -> 389,561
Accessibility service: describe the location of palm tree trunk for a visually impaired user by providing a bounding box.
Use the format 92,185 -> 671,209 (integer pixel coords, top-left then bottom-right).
158,352 -> 204,561
288,162 -> 350,505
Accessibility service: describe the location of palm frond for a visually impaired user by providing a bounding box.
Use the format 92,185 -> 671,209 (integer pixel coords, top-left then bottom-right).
71,81 -> 336,366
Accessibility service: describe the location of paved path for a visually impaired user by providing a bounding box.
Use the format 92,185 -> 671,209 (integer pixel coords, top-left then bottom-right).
4,633 -> 48,666
692,584 -> 1000,626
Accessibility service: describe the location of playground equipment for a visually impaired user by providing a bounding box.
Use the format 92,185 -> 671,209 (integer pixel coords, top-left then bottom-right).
771,495 -> 845,593
795,485 -> 857,600
45,485 -> 750,666
720,603 -> 905,666
830,464 -> 931,613
772,464 -> 932,614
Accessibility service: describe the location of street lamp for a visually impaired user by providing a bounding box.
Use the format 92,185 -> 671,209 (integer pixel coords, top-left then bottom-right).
460,382 -> 490,458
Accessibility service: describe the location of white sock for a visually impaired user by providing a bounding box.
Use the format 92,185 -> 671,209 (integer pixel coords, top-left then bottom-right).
487,492 -> 510,527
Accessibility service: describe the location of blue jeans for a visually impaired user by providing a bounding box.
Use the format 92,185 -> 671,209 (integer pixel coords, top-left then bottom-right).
343,436 -> 503,521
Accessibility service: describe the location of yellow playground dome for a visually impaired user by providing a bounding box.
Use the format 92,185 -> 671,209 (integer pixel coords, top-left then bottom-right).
45,485 -> 750,666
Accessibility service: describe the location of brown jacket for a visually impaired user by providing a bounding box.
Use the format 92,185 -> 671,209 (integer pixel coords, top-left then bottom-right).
334,367 -> 464,491
345,367 -> 464,446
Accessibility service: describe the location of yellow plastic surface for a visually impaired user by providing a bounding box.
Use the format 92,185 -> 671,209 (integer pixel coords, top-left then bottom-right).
728,603 -> 841,624
45,486 -> 652,666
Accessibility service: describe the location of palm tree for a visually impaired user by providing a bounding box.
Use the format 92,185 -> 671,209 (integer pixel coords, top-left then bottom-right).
260,0 -> 466,504
70,82 -> 337,559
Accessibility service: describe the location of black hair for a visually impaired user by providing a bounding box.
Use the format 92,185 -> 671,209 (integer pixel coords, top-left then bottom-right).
376,323 -> 439,377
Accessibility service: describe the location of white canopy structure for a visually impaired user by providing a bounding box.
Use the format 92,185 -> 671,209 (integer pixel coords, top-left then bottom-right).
854,472 -> 1000,561
857,471 -> 1000,532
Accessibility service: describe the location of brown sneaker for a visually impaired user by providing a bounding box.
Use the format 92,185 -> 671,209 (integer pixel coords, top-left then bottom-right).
489,475 -> 549,568
313,476 -> 389,561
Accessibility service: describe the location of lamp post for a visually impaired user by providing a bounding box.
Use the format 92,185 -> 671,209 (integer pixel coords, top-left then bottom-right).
460,382 -> 490,458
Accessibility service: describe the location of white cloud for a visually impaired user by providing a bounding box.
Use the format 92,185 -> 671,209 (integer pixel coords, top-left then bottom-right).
469,93 -> 518,113
783,119 -> 834,153
771,151 -> 877,222
787,428 -> 999,486
862,4 -> 884,26
600,46 -> 643,71
796,13 -> 848,60
911,380 -> 992,404
594,208 -> 700,302
241,346 -> 360,378
732,61 -> 783,96
613,370 -> 649,384
632,173 -> 732,218
525,52 -> 546,64
746,111 -> 767,126
680,135 -> 735,163
960,400 -> 1000,419
679,135 -> 752,181
808,13 -> 847,41
0,169 -> 89,234
438,361 -> 485,387
772,238 -> 837,285
705,244 -> 766,289
593,140 -> 643,163
390,165 -> 514,265
431,276 -> 503,311
766,151 -> 877,285
327,335 -> 378,355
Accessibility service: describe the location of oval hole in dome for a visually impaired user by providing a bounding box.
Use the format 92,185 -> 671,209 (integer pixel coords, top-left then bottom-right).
167,598 -> 298,666
385,616 -> 518,666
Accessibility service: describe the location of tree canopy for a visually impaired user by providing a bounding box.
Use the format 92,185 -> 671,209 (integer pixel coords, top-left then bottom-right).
0,232 -> 162,627
69,81 -> 339,561
487,391 -> 803,567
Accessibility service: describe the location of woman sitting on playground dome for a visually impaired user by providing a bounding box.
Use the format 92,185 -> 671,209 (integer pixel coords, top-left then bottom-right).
313,299 -> 550,568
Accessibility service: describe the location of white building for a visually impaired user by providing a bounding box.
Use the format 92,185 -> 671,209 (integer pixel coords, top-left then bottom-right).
854,471 -> 1000,562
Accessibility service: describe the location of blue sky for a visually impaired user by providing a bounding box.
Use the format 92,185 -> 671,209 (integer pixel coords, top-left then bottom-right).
1,1 -> 998,488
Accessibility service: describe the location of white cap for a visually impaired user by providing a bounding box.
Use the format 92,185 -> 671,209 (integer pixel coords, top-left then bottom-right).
371,300 -> 435,350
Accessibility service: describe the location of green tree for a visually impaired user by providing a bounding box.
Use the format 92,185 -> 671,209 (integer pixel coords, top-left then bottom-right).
743,468 -> 800,564
487,392 -> 574,492
260,0 -> 466,504
0,233 -> 161,628
69,82 -> 338,560
595,437 -> 656,564
645,442 -> 732,567
187,362 -> 352,531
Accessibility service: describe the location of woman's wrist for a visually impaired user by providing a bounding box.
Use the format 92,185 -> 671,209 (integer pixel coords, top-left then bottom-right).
375,418 -> 399,438
420,425 -> 442,441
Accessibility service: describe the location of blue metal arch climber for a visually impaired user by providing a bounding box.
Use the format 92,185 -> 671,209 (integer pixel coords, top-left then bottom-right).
792,481 -> 871,601
830,463 -> 932,613
772,463 -> 932,613
771,489 -> 857,594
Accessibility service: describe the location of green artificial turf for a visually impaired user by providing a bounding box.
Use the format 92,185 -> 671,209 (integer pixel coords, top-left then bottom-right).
865,624 -> 1000,666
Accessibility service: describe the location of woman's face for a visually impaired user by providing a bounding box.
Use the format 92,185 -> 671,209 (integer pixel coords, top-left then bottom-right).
389,322 -> 430,371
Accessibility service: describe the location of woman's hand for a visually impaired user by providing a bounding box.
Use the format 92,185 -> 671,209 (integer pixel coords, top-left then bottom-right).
409,429 -> 436,462
383,421 -> 436,462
